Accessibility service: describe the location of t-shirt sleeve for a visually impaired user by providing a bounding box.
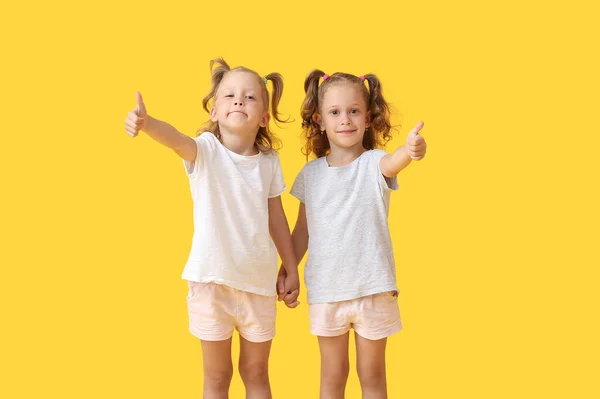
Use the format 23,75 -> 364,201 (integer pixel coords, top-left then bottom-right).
182,133 -> 215,178
372,150 -> 399,192
290,166 -> 306,203
269,153 -> 287,198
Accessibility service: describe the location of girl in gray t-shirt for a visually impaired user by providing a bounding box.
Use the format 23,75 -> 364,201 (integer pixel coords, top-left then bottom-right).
277,70 -> 427,398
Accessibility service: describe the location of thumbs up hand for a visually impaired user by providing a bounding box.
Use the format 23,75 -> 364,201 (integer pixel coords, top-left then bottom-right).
405,121 -> 427,161
124,91 -> 147,137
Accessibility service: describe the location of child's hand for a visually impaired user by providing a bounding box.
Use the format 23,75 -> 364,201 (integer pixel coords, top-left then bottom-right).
276,266 -> 300,308
124,92 -> 147,137
405,121 -> 427,160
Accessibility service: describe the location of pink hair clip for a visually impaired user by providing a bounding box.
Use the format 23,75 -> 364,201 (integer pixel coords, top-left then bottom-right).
323,74 -> 329,80
359,75 -> 365,81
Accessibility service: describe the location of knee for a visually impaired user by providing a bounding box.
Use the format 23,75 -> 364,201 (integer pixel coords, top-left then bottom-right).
322,359 -> 350,387
357,365 -> 386,388
204,368 -> 233,390
239,361 -> 269,385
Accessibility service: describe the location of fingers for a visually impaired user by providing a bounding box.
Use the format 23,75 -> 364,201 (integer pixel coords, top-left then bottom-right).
124,107 -> 145,137
283,289 -> 300,308
407,147 -> 426,160
406,123 -> 427,160
285,300 -> 300,308
276,266 -> 287,301
277,277 -> 286,301
410,120 -> 424,136
136,91 -> 146,116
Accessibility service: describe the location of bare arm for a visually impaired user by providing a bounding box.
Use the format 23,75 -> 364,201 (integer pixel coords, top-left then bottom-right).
274,201 -> 308,307
268,196 -> 299,276
380,121 -> 427,178
380,145 -> 412,178
143,115 -> 197,162
290,202 -> 309,263
124,92 -> 197,162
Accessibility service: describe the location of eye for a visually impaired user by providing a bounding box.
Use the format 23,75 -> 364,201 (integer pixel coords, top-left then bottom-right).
350,109 -> 359,115
330,110 -> 339,115
245,95 -> 255,100
224,94 -> 234,98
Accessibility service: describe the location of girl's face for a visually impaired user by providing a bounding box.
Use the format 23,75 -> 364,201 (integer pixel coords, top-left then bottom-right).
316,83 -> 370,152
210,71 -> 270,136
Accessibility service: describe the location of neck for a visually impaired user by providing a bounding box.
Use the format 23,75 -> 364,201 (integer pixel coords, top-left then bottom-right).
220,128 -> 259,156
326,143 -> 367,166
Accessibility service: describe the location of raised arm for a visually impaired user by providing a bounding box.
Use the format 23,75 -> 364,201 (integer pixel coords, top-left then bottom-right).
380,121 -> 427,177
124,92 -> 197,162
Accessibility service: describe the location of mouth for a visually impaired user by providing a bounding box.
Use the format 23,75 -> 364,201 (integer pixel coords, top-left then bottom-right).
336,129 -> 357,135
228,110 -> 247,117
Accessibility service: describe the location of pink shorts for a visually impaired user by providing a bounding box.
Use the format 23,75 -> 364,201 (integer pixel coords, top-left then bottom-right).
309,291 -> 402,340
186,281 -> 276,343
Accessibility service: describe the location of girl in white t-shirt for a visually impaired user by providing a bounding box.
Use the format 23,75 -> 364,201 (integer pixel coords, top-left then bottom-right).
278,70 -> 427,398
124,58 -> 300,398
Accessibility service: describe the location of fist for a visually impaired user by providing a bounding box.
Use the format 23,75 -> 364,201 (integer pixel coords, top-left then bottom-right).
276,266 -> 300,308
405,121 -> 427,160
124,91 -> 147,137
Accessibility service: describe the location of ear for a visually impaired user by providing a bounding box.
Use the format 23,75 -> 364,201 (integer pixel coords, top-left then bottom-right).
312,113 -> 324,131
210,106 -> 218,122
260,112 -> 270,127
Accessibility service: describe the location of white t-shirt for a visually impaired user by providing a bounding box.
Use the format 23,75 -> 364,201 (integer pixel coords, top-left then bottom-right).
290,150 -> 399,304
181,132 -> 286,296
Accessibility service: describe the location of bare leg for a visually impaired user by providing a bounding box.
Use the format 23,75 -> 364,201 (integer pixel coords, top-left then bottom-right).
238,336 -> 272,399
318,333 -> 350,399
200,338 -> 233,399
355,332 -> 388,399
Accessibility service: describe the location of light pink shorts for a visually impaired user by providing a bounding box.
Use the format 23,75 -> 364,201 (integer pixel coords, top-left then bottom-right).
309,291 -> 402,340
186,281 -> 276,343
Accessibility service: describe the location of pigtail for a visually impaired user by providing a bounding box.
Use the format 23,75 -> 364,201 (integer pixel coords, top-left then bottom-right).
264,72 -> 288,124
301,69 -> 326,129
201,58 -> 231,113
300,70 -> 330,158
363,73 -> 393,149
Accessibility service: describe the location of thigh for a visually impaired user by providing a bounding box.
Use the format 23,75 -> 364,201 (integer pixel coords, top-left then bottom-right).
318,332 -> 350,371
201,338 -> 233,375
239,335 -> 272,370
355,332 -> 387,376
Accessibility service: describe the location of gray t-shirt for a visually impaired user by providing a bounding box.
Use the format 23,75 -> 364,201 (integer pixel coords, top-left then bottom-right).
290,150 -> 399,304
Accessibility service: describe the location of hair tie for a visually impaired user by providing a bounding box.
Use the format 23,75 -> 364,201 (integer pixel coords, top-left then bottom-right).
359,75 -> 365,81
263,77 -> 268,85
323,74 -> 329,81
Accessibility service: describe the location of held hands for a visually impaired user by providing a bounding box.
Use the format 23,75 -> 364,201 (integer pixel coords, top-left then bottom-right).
124,92 -> 147,137
276,266 -> 300,308
405,121 -> 427,160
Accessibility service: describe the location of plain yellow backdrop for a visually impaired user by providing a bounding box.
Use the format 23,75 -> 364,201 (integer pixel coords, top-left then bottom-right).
1,0 -> 598,398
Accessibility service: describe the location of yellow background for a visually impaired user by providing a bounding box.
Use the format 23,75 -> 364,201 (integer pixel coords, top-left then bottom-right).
1,0 -> 598,397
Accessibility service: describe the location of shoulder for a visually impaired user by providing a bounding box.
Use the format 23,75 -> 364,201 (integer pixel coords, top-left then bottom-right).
359,149 -> 388,167
196,131 -> 220,151
367,149 -> 388,160
295,157 -> 323,177
303,156 -> 325,171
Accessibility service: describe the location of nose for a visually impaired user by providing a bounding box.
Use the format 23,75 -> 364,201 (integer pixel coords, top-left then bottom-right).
341,113 -> 351,125
234,98 -> 244,106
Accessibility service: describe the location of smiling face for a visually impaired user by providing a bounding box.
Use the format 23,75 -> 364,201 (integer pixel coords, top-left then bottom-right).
210,71 -> 270,136
316,83 -> 370,152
